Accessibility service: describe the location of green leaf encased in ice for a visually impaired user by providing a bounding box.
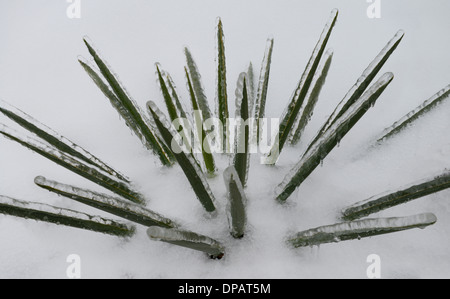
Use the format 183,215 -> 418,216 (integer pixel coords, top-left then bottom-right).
147,101 -> 216,212
0,195 -> 135,237
342,170 -> 450,220
287,213 -> 437,247
81,39 -> 174,166
276,73 -> 394,202
147,226 -> 225,259
34,176 -> 176,228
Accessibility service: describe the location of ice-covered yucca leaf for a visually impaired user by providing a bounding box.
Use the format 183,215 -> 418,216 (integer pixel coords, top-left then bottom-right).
34,176 -> 176,228
288,49 -> 334,145
185,67 -> 216,176
156,63 -> 192,151
215,18 -> 229,152
287,213 -> 436,248
247,62 -> 255,113
184,47 -> 212,123
377,84 -> 450,142
0,195 -> 135,237
267,9 -> 338,163
80,39 -> 174,166
78,58 -> 147,143
276,73 -> 394,202
254,38 -> 274,145
233,73 -> 251,186
147,101 -> 216,212
156,64 -> 186,122
223,166 -> 247,238
0,100 -> 129,183
342,169 -> 450,221
147,226 -> 225,259
304,30 -> 404,156
0,124 -> 145,204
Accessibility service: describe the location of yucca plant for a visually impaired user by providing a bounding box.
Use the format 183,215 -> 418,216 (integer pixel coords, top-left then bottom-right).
1,9 -> 447,263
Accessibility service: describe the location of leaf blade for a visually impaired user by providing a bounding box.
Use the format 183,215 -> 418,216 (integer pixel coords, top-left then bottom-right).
147,101 -> 216,213
276,73 -> 394,202
287,213 -> 436,248
0,195 -> 135,237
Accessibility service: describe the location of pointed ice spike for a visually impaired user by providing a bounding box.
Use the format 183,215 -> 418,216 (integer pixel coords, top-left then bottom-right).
287,213 -> 437,248
156,63 -> 193,151
223,166 -> 247,238
80,40 -> 174,166
147,226 -> 225,259
147,101 -> 216,213
288,49 -> 334,145
304,30 -> 404,156
268,9 -> 338,163
79,57 -> 174,166
276,73 -> 394,202
233,73 -> 251,186
0,99 -> 129,183
79,57 -> 146,142
342,169 -> 450,221
215,18 -> 230,153
34,176 -> 176,228
247,62 -> 255,114
0,195 -> 135,237
184,47 -> 213,122
254,38 -> 274,145
377,84 -> 450,142
185,67 -> 216,176
0,124 -> 146,204
156,63 -> 181,122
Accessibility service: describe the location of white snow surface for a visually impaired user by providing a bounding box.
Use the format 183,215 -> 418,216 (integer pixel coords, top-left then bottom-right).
1,0 -> 450,279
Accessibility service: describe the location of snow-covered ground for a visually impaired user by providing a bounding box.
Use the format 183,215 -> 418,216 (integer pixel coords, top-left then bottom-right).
0,0 -> 450,278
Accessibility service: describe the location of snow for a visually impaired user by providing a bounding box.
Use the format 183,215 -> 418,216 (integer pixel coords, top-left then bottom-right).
0,0 -> 450,279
